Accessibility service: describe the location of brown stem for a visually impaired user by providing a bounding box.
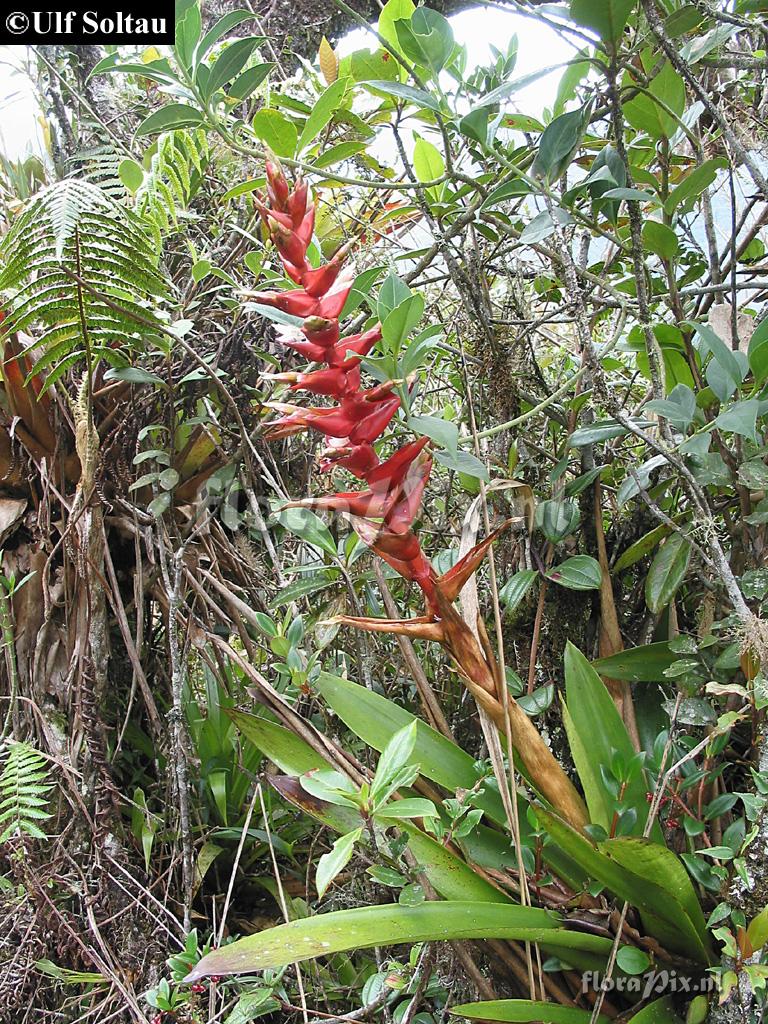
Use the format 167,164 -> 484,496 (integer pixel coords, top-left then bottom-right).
434,592 -> 589,830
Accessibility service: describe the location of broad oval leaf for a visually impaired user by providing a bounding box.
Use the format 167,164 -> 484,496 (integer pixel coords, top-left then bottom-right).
135,103 -> 204,137
569,0 -> 634,41
546,555 -> 602,591
645,534 -> 690,613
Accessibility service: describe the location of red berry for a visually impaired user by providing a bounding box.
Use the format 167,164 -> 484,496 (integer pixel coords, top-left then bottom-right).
667,818 -> 679,829
191,983 -> 206,994
209,975 -> 222,984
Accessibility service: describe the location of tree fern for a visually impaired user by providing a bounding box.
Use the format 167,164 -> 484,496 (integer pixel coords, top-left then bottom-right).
79,145 -> 125,199
0,742 -> 52,842
0,179 -> 170,387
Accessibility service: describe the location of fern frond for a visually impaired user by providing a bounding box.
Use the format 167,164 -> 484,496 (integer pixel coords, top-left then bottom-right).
0,180 -> 170,384
0,742 -> 53,843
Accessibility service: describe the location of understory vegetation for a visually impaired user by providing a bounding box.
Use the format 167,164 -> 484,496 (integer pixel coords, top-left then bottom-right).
3,2 -> 768,1023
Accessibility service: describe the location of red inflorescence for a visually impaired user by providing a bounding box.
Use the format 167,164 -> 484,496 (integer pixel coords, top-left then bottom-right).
253,159 -> 513,631
253,157 -> 439,611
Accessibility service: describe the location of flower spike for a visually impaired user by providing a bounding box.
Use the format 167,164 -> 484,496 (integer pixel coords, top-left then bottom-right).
254,158 -> 590,833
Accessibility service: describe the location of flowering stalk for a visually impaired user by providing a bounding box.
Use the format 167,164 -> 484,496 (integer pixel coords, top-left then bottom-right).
249,158 -> 587,830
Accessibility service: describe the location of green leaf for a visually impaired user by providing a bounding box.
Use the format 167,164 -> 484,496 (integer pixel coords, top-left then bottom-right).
394,8 -> 454,74
520,207 -> 573,244
471,65 -> 569,111
175,0 -> 202,70
223,990 -> 281,1024
451,1000 -> 610,1022
135,103 -> 203,137
195,10 -> 256,64
748,318 -> 768,383
665,159 -> 727,216
604,837 -> 711,956
500,570 -> 538,614
184,902 -> 596,979
245,301 -> 304,328
413,136 -> 445,185
554,49 -> 592,117
747,905 -> 768,951
400,822 -> 513,904
382,294 -> 425,351
624,61 -> 685,140
692,322 -> 743,386
371,721 -> 418,804
613,526 -> 671,574
341,265 -> 386,318
272,505 -> 337,558
148,492 -> 172,518
546,556 -> 602,590
251,109 -> 298,157
119,158 -> 144,194
316,828 -> 362,899
601,187 -> 658,203
313,140 -> 368,170
616,945 -> 651,974
592,641 -> 677,682
433,448 -> 490,482
227,710 -> 322,776
377,269 -> 411,320
531,104 -> 591,184
536,499 -> 580,543
316,672 -> 506,824
645,534 -> 690,613
297,78 -> 350,153
103,366 -> 165,388
376,798 -> 437,819
563,643 -> 649,834
363,81 -> 442,112
159,468 -> 180,490
205,37 -> 260,97
91,56 -> 177,86
569,419 -> 650,446
642,220 -> 679,260
228,62 -> 274,101
535,809 -> 713,963
268,572 -> 338,607
408,414 -> 459,453
569,0 -> 633,41
716,399 -> 760,441
627,996 -> 684,1023
377,0 -> 416,50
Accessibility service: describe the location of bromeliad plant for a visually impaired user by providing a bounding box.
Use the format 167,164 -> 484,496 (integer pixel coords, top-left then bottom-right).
249,157 -> 587,831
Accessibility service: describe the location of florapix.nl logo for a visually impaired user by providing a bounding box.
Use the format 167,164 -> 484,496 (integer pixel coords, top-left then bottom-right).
0,1 -> 174,43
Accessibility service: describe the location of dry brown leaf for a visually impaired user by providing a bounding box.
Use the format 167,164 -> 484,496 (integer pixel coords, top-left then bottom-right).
708,303 -> 755,353
318,36 -> 339,85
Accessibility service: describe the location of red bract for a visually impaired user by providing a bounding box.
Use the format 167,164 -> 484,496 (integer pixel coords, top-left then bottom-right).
252,157 -> 509,630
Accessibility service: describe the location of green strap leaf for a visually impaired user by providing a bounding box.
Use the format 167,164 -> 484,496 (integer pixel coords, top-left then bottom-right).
535,808 -> 713,964
184,901 -> 608,980
451,1000 -> 611,1022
